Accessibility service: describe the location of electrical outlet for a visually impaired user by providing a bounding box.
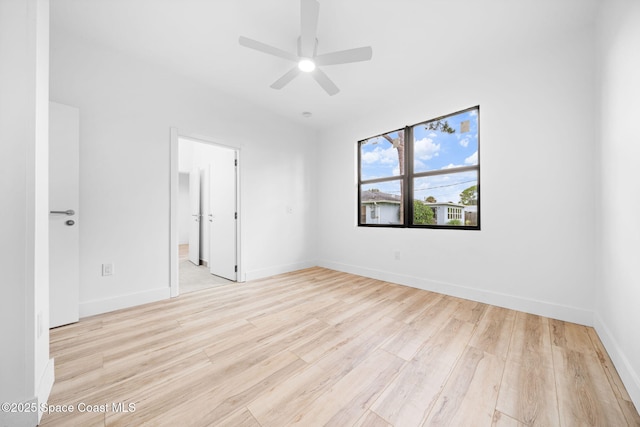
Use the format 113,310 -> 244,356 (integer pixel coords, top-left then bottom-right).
394,250 -> 401,260
102,263 -> 114,276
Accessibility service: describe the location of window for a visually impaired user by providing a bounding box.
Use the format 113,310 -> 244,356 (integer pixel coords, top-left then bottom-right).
358,106 -> 480,229
358,129 -> 405,225
447,207 -> 462,220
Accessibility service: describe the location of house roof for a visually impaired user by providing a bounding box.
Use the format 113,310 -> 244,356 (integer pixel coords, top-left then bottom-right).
361,190 -> 401,204
425,202 -> 465,208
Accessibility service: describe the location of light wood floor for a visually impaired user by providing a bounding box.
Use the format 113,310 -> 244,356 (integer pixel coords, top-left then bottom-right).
41,267 -> 640,426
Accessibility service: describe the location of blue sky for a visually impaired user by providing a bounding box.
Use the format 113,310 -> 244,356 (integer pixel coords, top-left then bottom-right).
360,108 -> 479,204
413,109 -> 478,172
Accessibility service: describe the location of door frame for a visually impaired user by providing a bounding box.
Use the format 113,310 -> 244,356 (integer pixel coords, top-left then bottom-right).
170,128 -> 243,297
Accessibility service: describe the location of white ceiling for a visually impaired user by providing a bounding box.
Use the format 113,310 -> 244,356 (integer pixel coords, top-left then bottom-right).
50,0 -> 597,130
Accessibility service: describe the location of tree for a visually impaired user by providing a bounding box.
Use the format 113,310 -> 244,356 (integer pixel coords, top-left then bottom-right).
459,185 -> 477,206
382,132 -> 406,221
382,121 -> 454,222
425,196 -> 437,203
413,200 -> 435,225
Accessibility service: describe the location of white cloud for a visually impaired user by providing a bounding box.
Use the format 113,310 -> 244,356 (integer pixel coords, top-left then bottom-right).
362,146 -> 398,165
442,163 -> 464,169
465,150 -> 478,165
428,132 -> 438,138
459,137 -> 470,147
414,137 -> 440,160
469,110 -> 478,117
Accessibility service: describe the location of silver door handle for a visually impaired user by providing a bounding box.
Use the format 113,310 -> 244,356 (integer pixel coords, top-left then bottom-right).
50,209 -> 75,216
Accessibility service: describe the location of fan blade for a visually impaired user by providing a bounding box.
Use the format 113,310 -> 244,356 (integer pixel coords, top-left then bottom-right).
315,46 -> 373,66
300,0 -> 319,57
239,36 -> 298,62
312,68 -> 339,96
270,66 -> 301,89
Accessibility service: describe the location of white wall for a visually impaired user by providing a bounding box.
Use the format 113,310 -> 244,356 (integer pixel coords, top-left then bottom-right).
0,0 -> 54,425
596,0 -> 640,408
50,32 -> 318,317
317,23 -> 597,325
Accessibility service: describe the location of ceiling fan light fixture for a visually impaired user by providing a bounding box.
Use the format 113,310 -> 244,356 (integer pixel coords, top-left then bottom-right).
298,58 -> 316,72
238,0 -> 372,95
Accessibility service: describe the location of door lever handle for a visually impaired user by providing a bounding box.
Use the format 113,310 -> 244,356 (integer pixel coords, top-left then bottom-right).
50,209 -> 75,216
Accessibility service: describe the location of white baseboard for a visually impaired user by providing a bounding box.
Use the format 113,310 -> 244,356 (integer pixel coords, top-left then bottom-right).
37,357 -> 55,423
79,287 -> 171,318
244,260 -> 317,282
593,313 -> 640,410
317,259 -> 594,326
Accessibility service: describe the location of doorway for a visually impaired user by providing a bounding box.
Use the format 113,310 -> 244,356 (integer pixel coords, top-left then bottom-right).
170,129 -> 242,297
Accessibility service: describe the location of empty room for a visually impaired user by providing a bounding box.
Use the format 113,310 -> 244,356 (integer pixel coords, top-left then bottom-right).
1,0 -> 639,426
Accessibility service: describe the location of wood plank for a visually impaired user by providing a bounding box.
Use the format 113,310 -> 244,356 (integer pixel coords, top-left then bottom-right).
287,349 -> 404,426
452,298 -> 489,325
386,289 -> 441,324
212,408 -> 261,427
371,318 -> 475,426
468,305 -> 516,360
381,295 -> 456,361
549,318 -> 597,356
38,267 -> 637,427
38,408 -> 104,427
586,327 -> 634,402
620,399 -> 640,427
313,316 -> 404,375
496,312 -> 560,426
424,346 -> 504,427
246,363 -> 334,426
492,410 -> 527,427
553,346 -> 628,426
352,410 -> 392,427
140,350 -> 305,426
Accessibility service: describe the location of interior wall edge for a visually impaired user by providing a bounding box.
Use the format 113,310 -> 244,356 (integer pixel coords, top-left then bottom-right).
594,313 -> 640,410
79,287 -> 171,318
317,259 -> 594,327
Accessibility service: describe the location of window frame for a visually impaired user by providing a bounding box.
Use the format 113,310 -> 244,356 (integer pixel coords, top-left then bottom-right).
357,106 -> 480,230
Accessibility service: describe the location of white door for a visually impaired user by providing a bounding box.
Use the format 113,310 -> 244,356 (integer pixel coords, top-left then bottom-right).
209,148 -> 237,280
49,102 -> 80,328
188,168 -> 201,265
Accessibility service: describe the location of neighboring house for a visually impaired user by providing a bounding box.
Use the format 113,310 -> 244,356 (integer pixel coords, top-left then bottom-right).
424,202 -> 477,226
362,191 -> 478,226
360,189 -> 401,224
426,202 -> 464,225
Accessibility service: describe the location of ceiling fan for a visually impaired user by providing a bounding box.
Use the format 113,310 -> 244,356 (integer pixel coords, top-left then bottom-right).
239,0 -> 373,96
